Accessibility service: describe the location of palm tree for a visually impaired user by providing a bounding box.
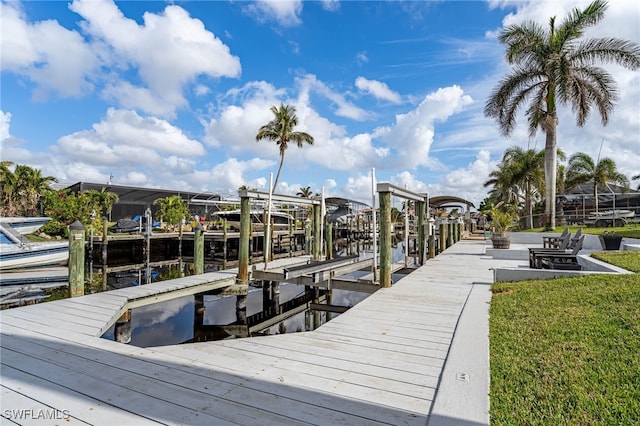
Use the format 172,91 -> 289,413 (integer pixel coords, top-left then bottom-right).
501,146 -> 546,229
484,0 -> 640,230
484,163 -> 520,211
0,161 -> 17,216
154,195 -> 190,230
296,186 -> 313,198
86,187 -> 119,219
565,152 -> 629,213
256,104 -> 314,193
1,164 -> 57,216
632,174 -> 640,190
401,200 -> 414,214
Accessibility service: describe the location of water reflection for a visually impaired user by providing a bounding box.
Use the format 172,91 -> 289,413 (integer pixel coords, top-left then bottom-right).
102,282 -> 373,347
101,241 -> 414,347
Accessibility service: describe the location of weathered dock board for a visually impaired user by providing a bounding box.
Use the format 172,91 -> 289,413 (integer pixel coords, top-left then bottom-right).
1,240 -> 525,425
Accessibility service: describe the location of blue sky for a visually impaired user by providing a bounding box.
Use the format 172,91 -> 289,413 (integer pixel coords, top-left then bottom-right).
1,0 -> 639,208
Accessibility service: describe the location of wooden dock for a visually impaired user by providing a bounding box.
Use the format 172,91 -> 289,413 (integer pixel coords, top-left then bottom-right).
0,239 -> 524,425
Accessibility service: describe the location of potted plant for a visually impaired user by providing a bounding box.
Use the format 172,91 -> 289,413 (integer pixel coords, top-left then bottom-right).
598,231 -> 623,250
489,207 -> 516,249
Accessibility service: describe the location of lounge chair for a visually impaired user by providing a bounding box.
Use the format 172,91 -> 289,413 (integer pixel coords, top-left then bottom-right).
529,233 -> 572,267
543,227 -> 569,248
531,235 -> 585,269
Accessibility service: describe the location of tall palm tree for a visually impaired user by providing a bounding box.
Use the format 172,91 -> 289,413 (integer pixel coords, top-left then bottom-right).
256,104 -> 314,193
296,186 -> 313,198
484,167 -> 519,210
502,146 -> 546,229
484,0 -> 640,230
565,152 -> 629,213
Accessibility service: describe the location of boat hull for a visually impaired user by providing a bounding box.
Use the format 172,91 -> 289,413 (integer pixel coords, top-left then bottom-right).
0,217 -> 52,235
0,242 -> 69,271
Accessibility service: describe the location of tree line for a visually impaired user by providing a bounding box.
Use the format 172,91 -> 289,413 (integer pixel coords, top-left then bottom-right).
483,147 -> 638,229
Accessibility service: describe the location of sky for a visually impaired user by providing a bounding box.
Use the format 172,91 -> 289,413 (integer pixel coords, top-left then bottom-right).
1,0 -> 639,210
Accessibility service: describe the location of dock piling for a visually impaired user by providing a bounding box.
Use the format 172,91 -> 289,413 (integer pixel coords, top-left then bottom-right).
68,220 -> 85,298
194,223 -> 204,274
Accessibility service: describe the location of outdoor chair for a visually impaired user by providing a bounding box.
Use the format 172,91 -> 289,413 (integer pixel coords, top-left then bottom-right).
529,233 -> 572,267
542,227 -> 569,248
530,235 -> 585,269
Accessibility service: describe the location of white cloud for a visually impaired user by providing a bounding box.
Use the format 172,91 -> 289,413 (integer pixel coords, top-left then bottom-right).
296,74 -> 372,121
0,2 -> 97,99
243,0 -> 303,27
380,85 -> 474,169
355,77 -> 402,104
355,51 -> 369,65
48,108 -> 204,185
1,0 -> 241,114
0,111 -> 11,142
193,158 -> 275,194
321,0 -> 340,12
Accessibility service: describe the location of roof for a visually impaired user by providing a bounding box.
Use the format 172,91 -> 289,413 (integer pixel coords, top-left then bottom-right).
429,196 -> 476,209
324,197 -> 370,209
65,182 -> 221,206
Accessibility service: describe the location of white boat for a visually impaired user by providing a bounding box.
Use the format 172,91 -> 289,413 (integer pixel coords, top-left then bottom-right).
584,209 -> 635,227
0,216 -> 53,235
210,209 -> 295,231
0,218 -> 69,271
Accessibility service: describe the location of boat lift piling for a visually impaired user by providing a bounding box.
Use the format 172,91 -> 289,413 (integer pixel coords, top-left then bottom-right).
68,220 -> 85,298
377,183 -> 428,288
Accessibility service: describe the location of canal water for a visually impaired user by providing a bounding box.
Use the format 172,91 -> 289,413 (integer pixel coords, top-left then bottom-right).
99,241 -> 415,347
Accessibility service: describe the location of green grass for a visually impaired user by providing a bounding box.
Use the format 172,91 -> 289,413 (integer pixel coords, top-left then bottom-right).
490,256 -> 640,424
519,223 -> 640,239
490,275 -> 640,424
591,251 -> 640,273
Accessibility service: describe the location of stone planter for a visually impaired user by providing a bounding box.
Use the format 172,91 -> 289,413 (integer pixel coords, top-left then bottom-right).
599,235 -> 622,250
491,233 -> 511,249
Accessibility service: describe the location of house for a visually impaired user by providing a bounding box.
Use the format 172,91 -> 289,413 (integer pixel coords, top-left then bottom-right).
65,182 -> 221,221
558,182 -> 640,223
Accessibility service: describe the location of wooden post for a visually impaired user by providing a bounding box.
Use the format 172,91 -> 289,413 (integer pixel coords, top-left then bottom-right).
114,309 -> 132,344
312,204 -> 321,261
68,220 -> 85,298
101,218 -> 108,266
417,201 -> 425,265
439,222 -> 447,253
428,234 -> 436,259
263,209 -> 271,264
379,190 -> 392,288
289,221 -> 294,257
325,222 -> 333,260
447,222 -> 454,248
222,221 -> 228,269
236,196 -> 250,286
194,223 -> 204,275
304,220 -> 312,255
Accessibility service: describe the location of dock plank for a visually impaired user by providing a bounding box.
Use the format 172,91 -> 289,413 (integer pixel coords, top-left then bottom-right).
0,239 -> 517,425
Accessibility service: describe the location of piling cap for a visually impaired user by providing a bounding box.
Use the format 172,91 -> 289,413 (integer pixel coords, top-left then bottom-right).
69,220 -> 85,230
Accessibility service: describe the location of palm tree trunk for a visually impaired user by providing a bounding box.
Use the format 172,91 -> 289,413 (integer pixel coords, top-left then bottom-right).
272,152 -> 285,193
544,127 -> 558,230
593,185 -> 599,213
525,183 -> 533,229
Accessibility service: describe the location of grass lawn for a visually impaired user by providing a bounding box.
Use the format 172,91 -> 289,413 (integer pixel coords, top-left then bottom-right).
520,223 -> 640,239
591,251 -> 640,273
490,257 -> 640,424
